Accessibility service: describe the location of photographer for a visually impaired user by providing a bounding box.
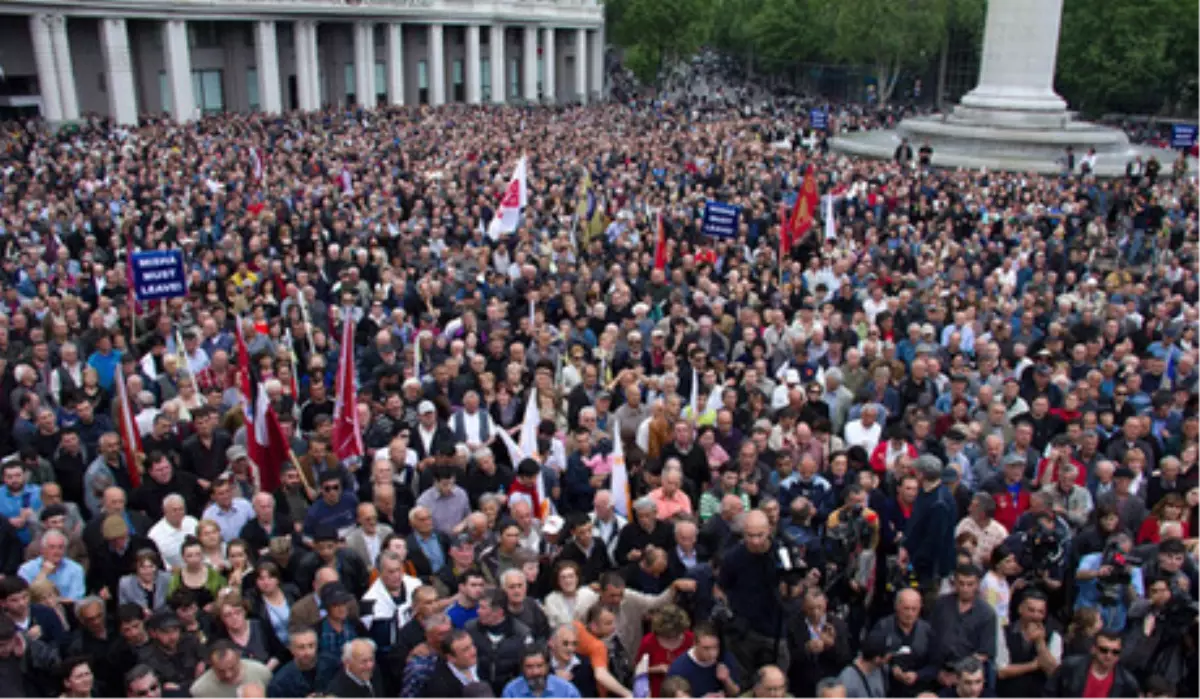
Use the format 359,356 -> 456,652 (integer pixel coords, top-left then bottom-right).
1075,533 -> 1144,632
789,588 -> 852,697
718,509 -> 799,678
824,485 -> 880,643
1121,575 -> 1197,693
1007,510 -> 1068,619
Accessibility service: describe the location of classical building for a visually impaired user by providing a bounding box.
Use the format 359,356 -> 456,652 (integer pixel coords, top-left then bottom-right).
0,0 -> 606,123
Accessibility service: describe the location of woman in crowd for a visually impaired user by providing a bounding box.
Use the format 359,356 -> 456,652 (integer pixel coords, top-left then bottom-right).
543,560 -> 598,629
168,535 -> 226,613
117,549 -> 171,610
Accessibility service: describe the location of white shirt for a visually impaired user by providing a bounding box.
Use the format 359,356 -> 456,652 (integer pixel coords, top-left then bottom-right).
458,409 -> 490,445
844,420 -> 882,455
149,515 -> 199,570
136,409 -> 160,437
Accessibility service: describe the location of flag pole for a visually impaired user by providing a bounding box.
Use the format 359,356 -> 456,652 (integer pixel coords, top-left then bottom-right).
295,287 -> 318,357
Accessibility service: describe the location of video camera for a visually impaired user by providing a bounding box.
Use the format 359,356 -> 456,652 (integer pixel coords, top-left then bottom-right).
1018,524 -> 1064,585
1097,542 -> 1141,606
825,504 -> 872,568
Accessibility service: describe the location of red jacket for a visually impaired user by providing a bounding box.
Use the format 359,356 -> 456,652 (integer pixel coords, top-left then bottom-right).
1034,457 -> 1087,488
993,485 -> 1032,531
870,441 -> 918,474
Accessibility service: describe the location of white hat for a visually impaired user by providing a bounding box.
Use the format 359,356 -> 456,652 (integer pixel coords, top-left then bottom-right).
542,515 -> 565,536
417,400 -> 436,414
785,369 -> 801,385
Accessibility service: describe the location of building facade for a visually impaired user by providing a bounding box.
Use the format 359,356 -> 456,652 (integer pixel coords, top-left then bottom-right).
0,0 -> 606,123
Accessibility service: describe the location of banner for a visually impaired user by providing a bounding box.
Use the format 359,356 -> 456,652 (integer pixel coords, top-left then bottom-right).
131,250 -> 187,301
1171,124 -> 1198,150
810,108 -> 829,130
701,200 -> 742,239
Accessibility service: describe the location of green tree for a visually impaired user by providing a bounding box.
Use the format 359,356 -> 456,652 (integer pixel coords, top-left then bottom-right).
826,0 -> 950,104
610,0 -> 711,85
1057,0 -> 1197,116
743,0 -> 832,73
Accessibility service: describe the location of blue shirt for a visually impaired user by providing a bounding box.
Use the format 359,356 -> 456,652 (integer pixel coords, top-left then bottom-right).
0,484 -> 42,545
414,532 -> 446,573
501,675 -> 581,698
86,349 -> 122,391
446,601 -> 478,629
18,556 -> 85,600
1075,552 -> 1144,632
303,494 -> 359,537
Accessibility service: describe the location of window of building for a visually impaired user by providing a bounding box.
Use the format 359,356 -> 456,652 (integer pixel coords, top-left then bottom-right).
188,21 -> 220,49
247,68 -> 259,111
452,60 -> 464,102
538,56 -> 544,99
509,59 -> 519,98
344,63 -> 356,104
375,62 -> 386,104
418,60 -> 428,104
481,58 -> 491,101
194,70 -> 224,113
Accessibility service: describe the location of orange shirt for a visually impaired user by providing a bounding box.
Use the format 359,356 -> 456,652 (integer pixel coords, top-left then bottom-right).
575,621 -> 611,697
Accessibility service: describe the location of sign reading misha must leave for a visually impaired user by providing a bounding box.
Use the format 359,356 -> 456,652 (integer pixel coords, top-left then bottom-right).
701,201 -> 742,239
131,250 -> 188,301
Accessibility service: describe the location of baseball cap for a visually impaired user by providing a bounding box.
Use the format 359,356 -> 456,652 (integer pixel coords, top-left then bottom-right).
417,400 -> 436,414
226,445 -> 249,462
147,609 -> 182,632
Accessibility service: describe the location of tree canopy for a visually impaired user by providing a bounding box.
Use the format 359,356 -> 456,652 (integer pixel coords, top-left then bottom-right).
606,0 -> 1195,117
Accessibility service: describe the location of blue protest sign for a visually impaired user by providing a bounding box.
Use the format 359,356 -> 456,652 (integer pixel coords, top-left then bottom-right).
810,108 -> 829,131
701,201 -> 742,239
131,250 -> 188,301
1171,124 -> 1197,150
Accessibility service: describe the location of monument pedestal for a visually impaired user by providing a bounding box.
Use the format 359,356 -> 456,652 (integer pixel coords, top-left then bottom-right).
832,0 -> 1186,176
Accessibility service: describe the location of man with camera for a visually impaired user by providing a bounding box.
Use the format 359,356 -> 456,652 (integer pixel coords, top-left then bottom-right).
1075,533 -> 1145,632
719,509 -> 812,678
824,485 -> 881,643
1121,575 -> 1197,690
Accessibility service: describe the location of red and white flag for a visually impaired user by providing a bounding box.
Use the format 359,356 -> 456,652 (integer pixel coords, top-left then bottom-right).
114,362 -> 142,488
487,156 -> 528,240
236,316 -> 286,492
332,308 -> 364,465
250,147 -> 265,184
653,210 -> 668,271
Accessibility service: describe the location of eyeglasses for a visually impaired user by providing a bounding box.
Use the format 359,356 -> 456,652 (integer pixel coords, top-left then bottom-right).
1095,646 -> 1121,656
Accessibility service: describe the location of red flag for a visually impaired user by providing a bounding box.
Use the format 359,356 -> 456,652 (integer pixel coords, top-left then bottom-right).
250,382 -> 288,492
114,362 -> 142,488
653,211 -> 667,271
332,309 -> 364,464
779,201 -> 792,266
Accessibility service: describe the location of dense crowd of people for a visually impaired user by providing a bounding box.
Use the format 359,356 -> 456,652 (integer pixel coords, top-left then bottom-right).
0,88 -> 1195,699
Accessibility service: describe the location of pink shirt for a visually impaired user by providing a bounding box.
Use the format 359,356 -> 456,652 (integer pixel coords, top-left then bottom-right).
649,488 -> 693,521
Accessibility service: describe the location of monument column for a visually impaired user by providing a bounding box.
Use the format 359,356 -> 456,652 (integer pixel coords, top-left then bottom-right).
428,23 -> 445,105
465,25 -> 482,104
489,25 -> 506,104
959,0 -> 1067,114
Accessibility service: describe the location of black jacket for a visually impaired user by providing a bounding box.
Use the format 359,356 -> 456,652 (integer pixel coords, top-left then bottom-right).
325,667 -> 384,697
1045,656 -> 1140,697
788,614 -> 853,698
613,520 -> 674,568
556,654 -> 598,698
406,531 -> 451,580
466,616 -> 533,694
420,660 -> 469,698
129,472 -> 204,520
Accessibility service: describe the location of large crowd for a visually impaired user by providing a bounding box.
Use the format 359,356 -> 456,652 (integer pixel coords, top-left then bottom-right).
0,86 -> 1195,699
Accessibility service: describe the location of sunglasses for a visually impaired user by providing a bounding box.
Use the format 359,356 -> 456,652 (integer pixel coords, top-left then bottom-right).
1096,646 -> 1121,656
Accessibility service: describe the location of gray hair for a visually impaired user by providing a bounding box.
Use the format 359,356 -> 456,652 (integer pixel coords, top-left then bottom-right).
378,550 -> 404,569
478,493 -> 503,510
914,454 -> 943,481
500,569 -> 525,587
75,596 -> 105,621
342,637 -> 376,663
955,656 -> 984,676
41,528 -> 67,547
422,613 -> 451,631
815,678 -> 846,698
472,448 -> 493,462
633,496 -> 657,513
162,493 -> 186,511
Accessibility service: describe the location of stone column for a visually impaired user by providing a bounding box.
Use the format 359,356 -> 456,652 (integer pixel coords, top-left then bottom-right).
465,24 -> 481,104
99,19 -> 137,124
354,21 -> 376,107
162,19 -> 195,122
386,23 -> 405,106
298,21 -> 321,110
522,25 -> 538,101
294,21 -> 311,110
48,15 -> 79,121
542,27 -> 555,103
254,20 -> 282,114
428,23 -> 445,105
30,15 -> 63,122
490,25 -> 506,104
589,27 -> 604,99
575,28 -> 587,104
959,0 -> 1067,113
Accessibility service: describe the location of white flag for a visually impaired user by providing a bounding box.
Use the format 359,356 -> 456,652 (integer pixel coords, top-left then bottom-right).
487,156 -> 528,239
